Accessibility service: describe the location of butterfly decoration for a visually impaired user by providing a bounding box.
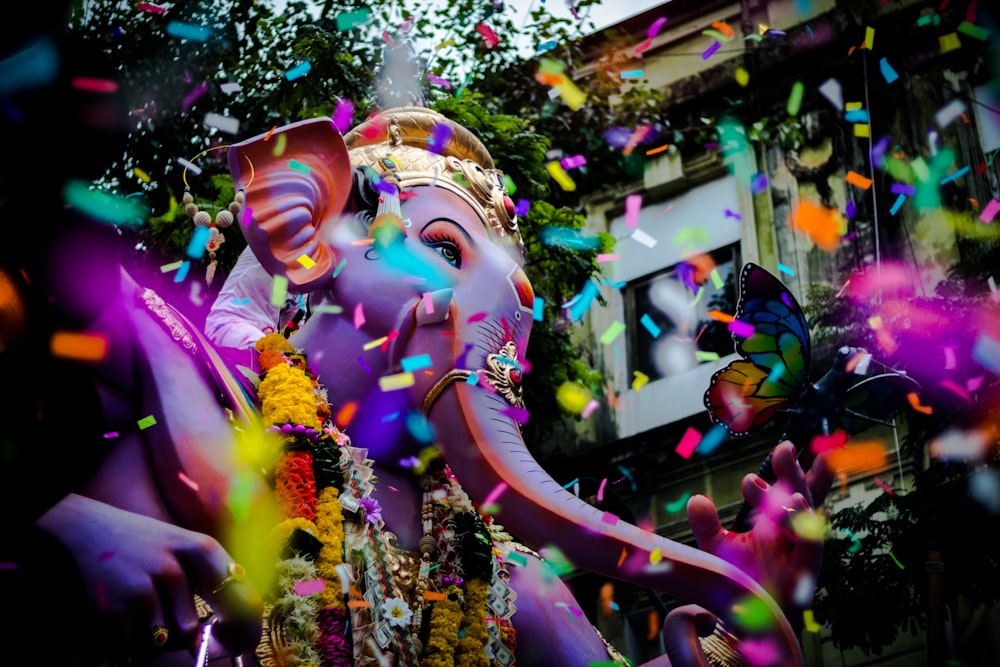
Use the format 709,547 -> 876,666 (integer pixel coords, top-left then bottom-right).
703,262 -> 919,449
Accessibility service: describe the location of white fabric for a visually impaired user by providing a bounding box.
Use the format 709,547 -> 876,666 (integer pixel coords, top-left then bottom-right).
205,247 -> 298,349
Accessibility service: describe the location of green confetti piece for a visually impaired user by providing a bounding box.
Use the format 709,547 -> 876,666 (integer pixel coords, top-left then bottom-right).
599,320 -> 626,345
506,551 -> 529,567
63,181 -> 147,226
270,275 -> 288,307
160,261 -> 184,273
695,351 -> 720,361
288,159 -> 311,174
502,174 -> 517,194
137,415 -> 157,430
787,81 -> 804,116
957,21 -> 989,40
731,594 -> 775,632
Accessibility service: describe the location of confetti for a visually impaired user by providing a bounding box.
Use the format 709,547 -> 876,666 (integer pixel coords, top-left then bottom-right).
166,21 -> 211,42
624,193 -> 642,228
596,253 -> 620,263
957,21 -> 989,40
284,61 -> 312,81
599,320 -> 626,345
532,296 -> 544,321
137,415 -> 157,430
546,160 -> 576,191
639,314 -> 661,338
50,332 -> 108,361
818,78 -> 843,110
335,9 -> 371,31
939,32 -> 961,53
728,320 -> 755,338
675,426 -> 702,459
400,354 -> 432,372
701,41 -> 721,60
219,82 -> 242,94
353,302 -> 366,329
879,57 -> 899,83
203,112 -> 239,134
777,262 -> 794,276
630,228 -> 657,248
786,81 -> 804,116
803,610 -> 822,632
71,77 -> 118,93
631,371 -> 649,391
750,172 -> 769,194
63,181 -> 146,226
792,199 -> 842,251
137,2 -> 166,13
379,372 -> 415,391
845,170 -> 873,189
476,22 -> 499,48
735,67 -> 750,86
978,199 -> 1000,222
173,260 -> 190,283
601,512 -> 619,525
293,578 -> 326,596
935,99 -> 967,128
864,25 -> 875,50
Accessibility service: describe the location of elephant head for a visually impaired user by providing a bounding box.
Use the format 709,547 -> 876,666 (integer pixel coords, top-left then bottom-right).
227,108 -> 804,665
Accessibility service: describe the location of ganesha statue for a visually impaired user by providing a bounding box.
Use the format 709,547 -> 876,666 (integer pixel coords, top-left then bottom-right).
197,106 -> 832,667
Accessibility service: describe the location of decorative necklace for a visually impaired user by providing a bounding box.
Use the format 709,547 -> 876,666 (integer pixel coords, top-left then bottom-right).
251,332 -> 519,667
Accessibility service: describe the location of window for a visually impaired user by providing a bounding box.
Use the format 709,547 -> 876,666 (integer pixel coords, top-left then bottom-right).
625,243 -> 740,382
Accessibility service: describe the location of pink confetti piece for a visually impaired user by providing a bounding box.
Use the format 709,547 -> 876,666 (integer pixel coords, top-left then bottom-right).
71,77 -> 119,93
137,1 -> 167,13
475,22 -> 499,48
333,98 -> 354,132
979,198 -> 1000,223
103,431 -> 119,439
675,426 -> 701,459
811,430 -> 848,454
181,81 -> 208,113
483,482 -> 509,507
427,74 -> 451,89
625,193 -> 642,228
727,320 -> 755,338
596,253 -> 620,262
939,379 -> 971,401
421,292 -> 434,315
502,405 -> 530,424
967,376 -> 984,392
242,205 -> 253,226
596,477 -> 607,503
353,302 -> 365,328
581,399 -> 600,418
178,471 -> 200,491
294,578 -> 327,596
601,511 -> 620,525
467,311 -> 487,323
943,346 -> 956,369
873,478 -> 896,495
647,17 -> 668,37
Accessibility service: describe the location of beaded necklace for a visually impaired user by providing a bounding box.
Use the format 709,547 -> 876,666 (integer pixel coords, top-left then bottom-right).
252,332 -> 519,667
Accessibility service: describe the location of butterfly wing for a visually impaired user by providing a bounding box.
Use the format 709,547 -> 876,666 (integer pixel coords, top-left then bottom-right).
703,263 -> 812,436
734,263 -> 811,391
704,360 -> 795,437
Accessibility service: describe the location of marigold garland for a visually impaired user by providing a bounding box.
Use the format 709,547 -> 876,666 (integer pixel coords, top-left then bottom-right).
455,578 -> 490,667
421,588 -> 464,667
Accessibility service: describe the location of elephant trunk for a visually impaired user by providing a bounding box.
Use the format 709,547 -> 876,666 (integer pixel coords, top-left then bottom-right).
427,378 -> 803,666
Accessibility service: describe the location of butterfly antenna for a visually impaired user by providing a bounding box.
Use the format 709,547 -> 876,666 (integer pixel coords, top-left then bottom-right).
841,406 -> 897,427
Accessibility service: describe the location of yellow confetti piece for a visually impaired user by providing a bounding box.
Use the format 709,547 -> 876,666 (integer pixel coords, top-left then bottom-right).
133,167 -> 151,183
939,32 -> 961,53
803,609 -> 822,632
631,371 -> 649,391
363,336 -> 388,350
710,268 -> 724,289
649,548 -> 662,564
735,68 -> 749,87
379,372 -> 415,391
160,261 -> 184,273
854,123 -> 870,137
50,332 -> 108,361
790,511 -> 827,541
845,101 -> 863,111
546,160 -> 576,191
297,254 -> 316,269
864,26 -> 875,50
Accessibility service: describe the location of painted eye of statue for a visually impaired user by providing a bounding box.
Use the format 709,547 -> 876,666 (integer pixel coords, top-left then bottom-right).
421,233 -> 463,268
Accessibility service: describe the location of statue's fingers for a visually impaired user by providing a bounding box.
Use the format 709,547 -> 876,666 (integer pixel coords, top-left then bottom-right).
772,441 -> 809,500
806,449 -> 836,508
687,494 -> 725,550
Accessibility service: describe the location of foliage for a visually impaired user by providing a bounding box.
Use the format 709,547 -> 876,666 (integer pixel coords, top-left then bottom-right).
807,256 -> 1000,656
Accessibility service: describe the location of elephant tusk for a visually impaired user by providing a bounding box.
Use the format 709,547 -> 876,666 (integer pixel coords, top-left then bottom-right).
422,368 -> 472,414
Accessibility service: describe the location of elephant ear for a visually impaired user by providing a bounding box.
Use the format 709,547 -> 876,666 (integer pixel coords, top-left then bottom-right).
228,117 -> 352,292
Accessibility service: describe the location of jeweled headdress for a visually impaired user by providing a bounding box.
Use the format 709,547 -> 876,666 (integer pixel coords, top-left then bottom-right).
344,106 -> 523,252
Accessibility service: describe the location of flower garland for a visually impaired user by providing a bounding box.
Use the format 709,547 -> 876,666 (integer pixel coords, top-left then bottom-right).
252,331 -> 519,667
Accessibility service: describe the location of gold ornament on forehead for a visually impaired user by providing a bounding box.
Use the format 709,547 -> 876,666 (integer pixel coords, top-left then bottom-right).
344,106 -> 523,252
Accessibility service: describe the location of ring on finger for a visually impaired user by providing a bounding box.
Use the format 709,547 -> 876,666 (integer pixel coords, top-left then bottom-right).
211,562 -> 247,594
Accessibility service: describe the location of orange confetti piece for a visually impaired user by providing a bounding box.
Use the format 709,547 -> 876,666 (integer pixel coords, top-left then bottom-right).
907,392 -> 933,415
845,170 -> 873,189
617,547 -> 628,567
347,600 -> 371,608
423,591 -> 447,601
50,331 -> 108,361
335,401 -> 358,429
826,442 -> 887,476
791,200 -> 842,251
707,309 -> 734,323
711,21 -> 735,40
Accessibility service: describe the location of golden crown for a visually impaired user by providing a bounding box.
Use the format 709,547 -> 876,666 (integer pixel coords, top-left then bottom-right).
343,107 -> 522,252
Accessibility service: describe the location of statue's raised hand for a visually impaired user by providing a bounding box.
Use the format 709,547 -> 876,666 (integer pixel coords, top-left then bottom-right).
686,441 -> 834,619
34,493 -> 263,662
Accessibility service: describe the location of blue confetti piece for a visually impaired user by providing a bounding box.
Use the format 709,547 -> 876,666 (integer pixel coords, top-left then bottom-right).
380,411 -> 400,423
166,21 -> 212,42
696,424 -> 728,455
173,260 -> 190,283
401,354 -> 432,372
844,109 -> 869,123
939,165 -> 969,185
776,262 -> 794,276
284,61 -> 312,81
539,226 -> 602,250
537,40 -> 558,53
879,57 -> 899,84
405,411 -> 435,443
889,193 -> 907,215
766,361 -> 786,384
516,199 -> 531,216
750,173 -> 768,194
567,281 -> 600,322
427,123 -> 453,155
532,296 -> 545,321
561,477 -> 580,490
640,313 -> 662,338
466,372 -> 479,385
186,225 -> 211,259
